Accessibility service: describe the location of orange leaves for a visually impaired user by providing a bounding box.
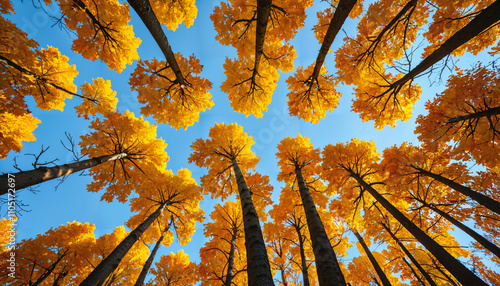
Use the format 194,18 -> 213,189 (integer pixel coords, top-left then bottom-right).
56,0 -> 141,73
286,64 -> 342,123
0,105 -> 40,159
79,110 -> 168,202
150,0 -> 198,31
75,77 -> 118,119
213,0 -> 309,117
150,250 -> 198,286
221,56 -> 279,118
423,0 -> 499,57
130,54 -> 213,129
322,138 -> 380,192
189,122 -> 259,200
127,168 -> 204,246
415,65 -> 500,167
276,134 -> 322,185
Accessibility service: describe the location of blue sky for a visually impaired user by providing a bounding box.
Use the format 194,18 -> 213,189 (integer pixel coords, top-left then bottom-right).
1,0 -> 498,282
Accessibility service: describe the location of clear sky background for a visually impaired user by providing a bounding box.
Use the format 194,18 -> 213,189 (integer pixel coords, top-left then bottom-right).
1,0 -> 498,282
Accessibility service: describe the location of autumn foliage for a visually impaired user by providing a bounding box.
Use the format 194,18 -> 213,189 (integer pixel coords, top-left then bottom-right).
2,0 -> 500,285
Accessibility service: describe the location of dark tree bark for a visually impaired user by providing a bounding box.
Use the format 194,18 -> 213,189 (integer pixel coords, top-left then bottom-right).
294,223 -> 311,286
80,202 -> 168,286
350,172 -> 487,286
411,166 -> 500,216
126,0 -> 185,86
401,257 -> 426,286
134,221 -> 172,286
225,232 -> 237,286
422,202 -> 500,259
447,106 -> 500,124
311,0 -> 357,81
295,167 -> 347,286
353,231 -> 392,286
30,250 -> 70,286
0,153 -> 127,195
231,159 -> 274,286
380,222 -> 438,286
253,0 -> 272,75
385,0 -> 500,93
0,54 -> 94,102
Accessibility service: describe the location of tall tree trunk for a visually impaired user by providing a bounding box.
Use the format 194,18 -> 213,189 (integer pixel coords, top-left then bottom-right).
134,221 -> 172,286
388,0 -> 500,91
295,167 -> 346,286
127,0 -> 185,86
380,222 -> 438,286
401,257 -> 426,286
294,223 -> 311,286
350,172 -> 487,286
411,166 -> 500,216
356,0 -> 418,65
253,0 -> 272,75
0,55 -> 93,102
225,232 -> 237,286
423,202 -> 500,259
353,231 -> 392,286
0,153 -> 127,195
31,250 -> 70,286
231,159 -> 274,286
448,106 -> 500,124
311,0 -> 357,81
280,267 -> 289,286
80,201 -> 168,286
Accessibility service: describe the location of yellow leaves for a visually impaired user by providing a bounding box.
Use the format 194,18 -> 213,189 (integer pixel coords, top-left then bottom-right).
128,168 -> 204,246
322,138 -> 380,192
58,0 -> 141,73
75,78 -> 118,119
286,64 -> 342,123
423,0 -> 498,57
221,56 -> 279,118
415,65 -> 500,168
276,134 -> 322,185
150,0 -> 198,31
351,73 -> 421,129
189,122 -> 260,200
79,110 -> 169,202
0,108 -> 40,159
30,46 -> 78,111
130,54 -> 213,130
151,250 -> 198,286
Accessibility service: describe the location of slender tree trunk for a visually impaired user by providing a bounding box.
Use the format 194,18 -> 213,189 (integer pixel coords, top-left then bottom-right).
0,153 -> 127,195
311,0 -> 357,80
356,0 -> 418,65
295,167 -> 346,286
448,106 -> 500,124
231,159 -> 274,286
253,0 -> 272,74
350,172 -> 487,286
80,201 -> 168,286
411,166 -> 500,216
353,231 -> 392,286
225,232 -> 237,286
401,257 -> 426,286
388,0 -> 500,90
127,0 -> 185,86
31,250 -> 69,286
294,224 -> 311,286
423,202 -> 500,259
134,221 -> 172,286
0,55 -> 92,102
280,267 -> 289,286
380,222 -> 438,286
